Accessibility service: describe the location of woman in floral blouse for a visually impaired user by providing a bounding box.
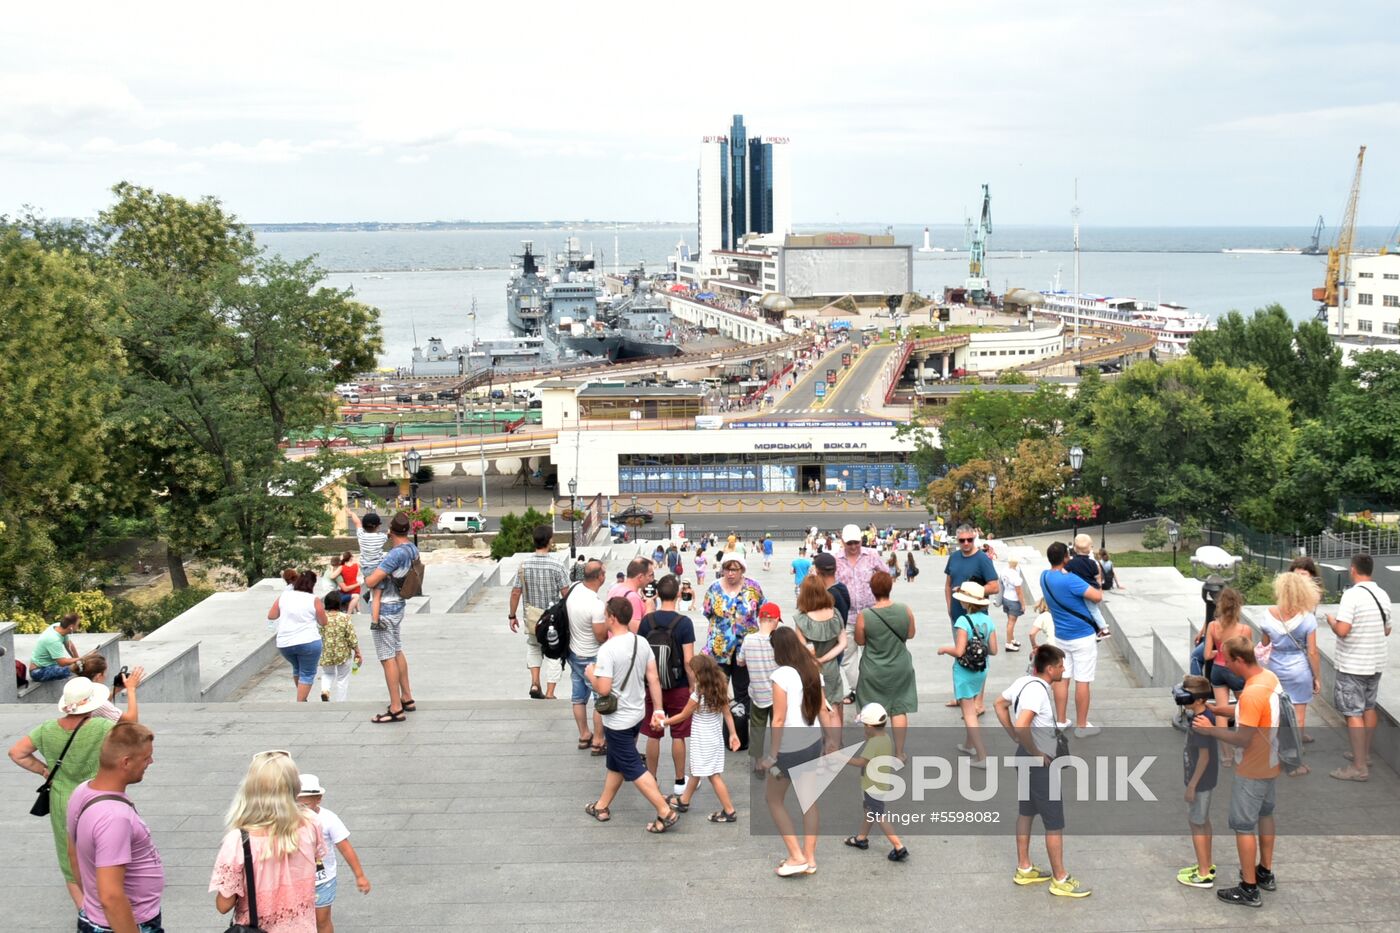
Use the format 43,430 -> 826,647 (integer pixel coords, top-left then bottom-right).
702,555 -> 764,750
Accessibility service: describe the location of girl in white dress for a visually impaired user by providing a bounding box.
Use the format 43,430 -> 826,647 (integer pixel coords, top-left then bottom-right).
660,654 -> 742,822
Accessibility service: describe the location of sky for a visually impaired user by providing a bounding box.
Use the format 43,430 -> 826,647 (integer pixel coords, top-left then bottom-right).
3,0 -> 1399,228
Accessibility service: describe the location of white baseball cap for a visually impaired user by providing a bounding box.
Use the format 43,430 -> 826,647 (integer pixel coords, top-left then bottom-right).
841,524 -> 863,543
858,702 -> 889,726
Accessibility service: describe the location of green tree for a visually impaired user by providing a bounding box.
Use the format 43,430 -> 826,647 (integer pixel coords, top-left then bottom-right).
937,384 -> 1070,465
0,232 -> 126,608
490,508 -> 551,559
1090,357 -> 1294,529
1188,304 -> 1341,420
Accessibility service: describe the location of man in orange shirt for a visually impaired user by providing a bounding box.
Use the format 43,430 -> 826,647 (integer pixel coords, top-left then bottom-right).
1192,635 -> 1279,909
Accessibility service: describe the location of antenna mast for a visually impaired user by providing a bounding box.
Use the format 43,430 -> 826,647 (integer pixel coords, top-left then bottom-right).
1072,179 -> 1081,342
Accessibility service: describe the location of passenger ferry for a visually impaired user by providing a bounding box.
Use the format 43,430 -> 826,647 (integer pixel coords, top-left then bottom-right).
1036,291 -> 1212,354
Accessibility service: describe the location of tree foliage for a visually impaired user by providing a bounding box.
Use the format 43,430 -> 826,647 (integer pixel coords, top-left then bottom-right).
0,232 -> 127,608
1089,357 -> 1294,529
936,384 -> 1070,465
490,509 -> 551,560
1188,304 -> 1341,421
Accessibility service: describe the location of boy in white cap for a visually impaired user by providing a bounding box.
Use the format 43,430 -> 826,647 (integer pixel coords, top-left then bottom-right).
842,702 -> 909,861
296,774 -> 371,933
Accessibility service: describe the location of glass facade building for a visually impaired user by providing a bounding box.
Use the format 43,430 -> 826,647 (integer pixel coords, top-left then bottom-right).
617,452 -> 921,494
729,115 -> 746,250
749,138 -> 773,236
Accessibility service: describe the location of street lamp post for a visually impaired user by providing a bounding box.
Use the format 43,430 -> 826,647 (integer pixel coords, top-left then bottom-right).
987,474 -> 997,527
478,402 -> 489,511
1099,474 -> 1109,550
568,477 -> 578,559
404,447 -> 423,546
1068,444 -> 1085,536
1168,522 -> 1180,571
666,503 -> 673,543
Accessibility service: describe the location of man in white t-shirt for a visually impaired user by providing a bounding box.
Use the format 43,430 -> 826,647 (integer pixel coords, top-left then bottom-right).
1323,553 -> 1392,781
567,560 -> 608,753
994,644 -> 1091,900
584,596 -> 679,832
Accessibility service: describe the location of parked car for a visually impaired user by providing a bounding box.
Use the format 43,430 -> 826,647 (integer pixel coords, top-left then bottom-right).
396,393 -> 414,403
359,383 -> 378,394
437,511 -> 487,533
417,392 -> 434,401
512,389 -> 531,401
613,506 -> 655,525
489,389 -> 506,401
437,388 -> 459,399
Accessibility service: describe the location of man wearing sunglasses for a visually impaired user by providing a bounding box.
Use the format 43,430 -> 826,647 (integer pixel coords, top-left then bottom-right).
944,524 -> 1000,706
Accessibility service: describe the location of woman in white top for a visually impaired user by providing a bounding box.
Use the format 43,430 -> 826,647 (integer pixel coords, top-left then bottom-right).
268,570 -> 328,702
758,626 -> 828,878
1000,558 -> 1030,652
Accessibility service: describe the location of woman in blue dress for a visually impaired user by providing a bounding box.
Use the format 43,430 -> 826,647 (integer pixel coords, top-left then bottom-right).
1258,570 -> 1322,771
938,581 -> 998,767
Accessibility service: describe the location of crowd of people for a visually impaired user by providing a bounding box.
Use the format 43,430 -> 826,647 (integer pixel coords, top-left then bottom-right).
7,511 -> 1393,922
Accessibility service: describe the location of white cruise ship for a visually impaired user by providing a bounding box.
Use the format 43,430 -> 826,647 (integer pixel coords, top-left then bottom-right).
1036,291 -> 1212,354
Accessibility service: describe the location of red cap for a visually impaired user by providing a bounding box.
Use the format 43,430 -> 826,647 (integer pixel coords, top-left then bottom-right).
758,602 -> 783,620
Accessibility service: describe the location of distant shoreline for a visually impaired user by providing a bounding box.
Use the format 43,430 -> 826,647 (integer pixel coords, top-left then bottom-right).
250,221 -> 690,233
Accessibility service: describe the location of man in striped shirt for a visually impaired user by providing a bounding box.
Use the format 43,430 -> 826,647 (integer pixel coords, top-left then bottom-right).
1324,553 -> 1392,781
509,526 -> 570,700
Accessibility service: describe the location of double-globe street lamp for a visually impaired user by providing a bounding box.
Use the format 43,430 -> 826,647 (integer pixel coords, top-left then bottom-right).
404,447 -> 422,545
1168,522 -> 1181,570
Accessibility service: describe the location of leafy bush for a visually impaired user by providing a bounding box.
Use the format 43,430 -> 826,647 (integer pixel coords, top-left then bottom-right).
1141,519 -> 1168,551
9,609 -> 51,634
49,591 -> 117,632
110,587 -> 215,637
489,508 -> 551,560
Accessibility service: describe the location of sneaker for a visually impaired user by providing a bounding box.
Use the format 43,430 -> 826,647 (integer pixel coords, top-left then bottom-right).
1049,875 -> 1091,898
1177,864 -> 1216,888
1253,866 -> 1277,892
1074,723 -> 1102,738
1005,641 -> 1021,652
956,743 -> 975,755
1216,884 -> 1262,908
673,780 -> 688,797
1013,865 -> 1052,885
1056,720 -> 1071,731
969,758 -> 988,770
320,691 -> 330,702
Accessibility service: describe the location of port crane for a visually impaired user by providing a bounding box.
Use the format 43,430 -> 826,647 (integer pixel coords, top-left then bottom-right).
965,184 -> 992,303
1301,215 -> 1325,256
1314,146 -> 1365,331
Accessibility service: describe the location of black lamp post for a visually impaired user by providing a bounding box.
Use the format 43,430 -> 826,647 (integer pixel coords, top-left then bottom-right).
404,447 -> 422,545
987,473 -> 997,526
1099,474 -> 1109,550
568,476 -> 578,559
1168,522 -> 1180,571
1068,444 -> 1085,535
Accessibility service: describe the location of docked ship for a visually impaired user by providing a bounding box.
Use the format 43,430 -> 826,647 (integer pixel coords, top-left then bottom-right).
507,240 -> 622,362
411,336 -> 545,376
1034,290 -> 1212,354
611,274 -> 682,360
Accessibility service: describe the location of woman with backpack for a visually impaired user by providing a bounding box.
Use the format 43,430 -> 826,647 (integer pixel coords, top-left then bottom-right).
1096,548 -> 1121,593
938,581 -> 999,767
854,571 -> 918,760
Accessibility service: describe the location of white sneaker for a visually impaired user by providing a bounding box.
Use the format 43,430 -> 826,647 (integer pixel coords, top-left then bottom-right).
1074,723 -> 1102,738
673,780 -> 688,797
1056,721 -> 1071,731
1005,641 -> 1021,652
969,757 -> 988,769
956,743 -> 975,755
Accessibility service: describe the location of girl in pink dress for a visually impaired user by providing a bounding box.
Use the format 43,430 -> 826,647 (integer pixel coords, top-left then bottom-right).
211,751 -> 327,933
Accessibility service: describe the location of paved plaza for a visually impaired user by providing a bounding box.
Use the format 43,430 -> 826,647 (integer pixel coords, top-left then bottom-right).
6,539 -> 1400,931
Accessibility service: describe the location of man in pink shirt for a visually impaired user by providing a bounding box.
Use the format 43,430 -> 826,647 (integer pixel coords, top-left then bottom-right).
608,557 -> 655,632
835,523 -> 886,703
67,723 -> 165,933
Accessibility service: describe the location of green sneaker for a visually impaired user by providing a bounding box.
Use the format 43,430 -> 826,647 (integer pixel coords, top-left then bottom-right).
1177,865 -> 1216,888
1049,875 -> 1092,898
1014,865 -> 1052,885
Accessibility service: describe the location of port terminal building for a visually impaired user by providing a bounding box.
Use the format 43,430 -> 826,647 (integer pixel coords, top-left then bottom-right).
537,381 -> 923,497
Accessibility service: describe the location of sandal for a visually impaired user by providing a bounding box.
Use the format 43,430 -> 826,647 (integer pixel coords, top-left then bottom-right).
1330,767 -> 1370,782
844,835 -> 870,850
590,743 -> 607,756
1287,765 -> 1311,777
584,803 -> 611,822
578,735 -> 594,750
646,809 -> 680,833
708,810 -> 737,823
371,708 -> 405,723
528,686 -> 544,700
665,794 -> 690,813
401,699 -> 417,712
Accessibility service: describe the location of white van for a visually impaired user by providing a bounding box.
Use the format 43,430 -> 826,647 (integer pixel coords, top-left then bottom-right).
437,511 -> 487,533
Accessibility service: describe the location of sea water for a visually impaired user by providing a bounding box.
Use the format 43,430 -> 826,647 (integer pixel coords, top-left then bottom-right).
258,224 -> 1395,368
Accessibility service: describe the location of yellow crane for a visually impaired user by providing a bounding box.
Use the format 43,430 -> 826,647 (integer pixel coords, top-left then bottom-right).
1314,145 -> 1366,317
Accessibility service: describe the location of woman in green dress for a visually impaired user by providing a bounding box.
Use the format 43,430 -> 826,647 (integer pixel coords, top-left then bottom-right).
855,570 -> 917,759
793,575 -> 847,732
7,676 -> 116,907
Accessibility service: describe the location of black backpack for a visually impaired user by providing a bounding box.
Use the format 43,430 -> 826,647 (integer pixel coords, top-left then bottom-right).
1100,561 -> 1116,591
643,610 -> 688,690
955,615 -> 990,673
534,585 -> 576,662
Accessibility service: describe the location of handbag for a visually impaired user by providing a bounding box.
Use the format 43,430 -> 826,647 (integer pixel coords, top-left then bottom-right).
593,635 -> 639,716
30,719 -> 84,817
226,829 -> 267,933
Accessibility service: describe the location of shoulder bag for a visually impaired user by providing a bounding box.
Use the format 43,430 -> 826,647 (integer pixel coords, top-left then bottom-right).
1013,679 -> 1069,760
226,829 -> 267,933
864,606 -> 908,643
30,719 -> 84,817
593,635 -> 639,716
1358,584 -> 1392,629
